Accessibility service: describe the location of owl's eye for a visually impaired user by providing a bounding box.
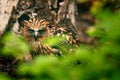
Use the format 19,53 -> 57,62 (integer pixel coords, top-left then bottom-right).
28,28 -> 34,33
38,29 -> 46,34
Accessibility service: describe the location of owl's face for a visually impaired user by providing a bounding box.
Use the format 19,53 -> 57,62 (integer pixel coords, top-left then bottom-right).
20,18 -> 50,42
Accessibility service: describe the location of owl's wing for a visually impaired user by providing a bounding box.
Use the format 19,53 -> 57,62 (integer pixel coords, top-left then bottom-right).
49,26 -> 81,46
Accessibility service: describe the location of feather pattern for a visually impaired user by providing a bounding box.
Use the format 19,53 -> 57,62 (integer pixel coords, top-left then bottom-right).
19,17 -> 80,57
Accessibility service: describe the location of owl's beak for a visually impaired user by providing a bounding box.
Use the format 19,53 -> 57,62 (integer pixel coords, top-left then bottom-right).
34,31 -> 38,37
34,31 -> 39,41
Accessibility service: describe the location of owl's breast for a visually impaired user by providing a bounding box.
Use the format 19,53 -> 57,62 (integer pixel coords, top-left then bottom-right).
29,41 -> 56,56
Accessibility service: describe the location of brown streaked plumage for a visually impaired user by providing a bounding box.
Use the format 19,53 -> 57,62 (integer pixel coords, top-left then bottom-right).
20,18 -> 50,42
19,18 -> 58,56
19,17 -> 80,57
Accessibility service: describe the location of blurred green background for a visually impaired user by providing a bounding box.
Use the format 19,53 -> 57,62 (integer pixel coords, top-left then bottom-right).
0,0 -> 120,80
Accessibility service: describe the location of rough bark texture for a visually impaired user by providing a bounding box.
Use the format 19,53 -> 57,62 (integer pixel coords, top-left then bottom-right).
0,0 -> 19,36
0,0 -> 96,43
16,0 -> 78,28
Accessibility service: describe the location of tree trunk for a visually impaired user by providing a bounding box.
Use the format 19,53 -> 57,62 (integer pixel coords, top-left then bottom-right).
15,0 -> 78,33
0,0 -> 19,36
0,0 -> 94,43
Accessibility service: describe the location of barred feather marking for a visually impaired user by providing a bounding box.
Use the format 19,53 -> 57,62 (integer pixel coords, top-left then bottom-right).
19,17 -> 80,56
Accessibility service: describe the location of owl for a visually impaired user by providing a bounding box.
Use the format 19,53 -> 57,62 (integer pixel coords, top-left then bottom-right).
19,17 -> 60,56
18,15 -> 80,57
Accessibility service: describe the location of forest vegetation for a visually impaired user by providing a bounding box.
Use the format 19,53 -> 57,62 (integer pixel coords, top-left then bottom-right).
0,0 -> 120,80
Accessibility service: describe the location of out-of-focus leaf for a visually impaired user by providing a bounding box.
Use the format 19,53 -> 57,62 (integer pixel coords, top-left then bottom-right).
1,32 -> 30,58
0,73 -> 10,80
44,35 -> 66,46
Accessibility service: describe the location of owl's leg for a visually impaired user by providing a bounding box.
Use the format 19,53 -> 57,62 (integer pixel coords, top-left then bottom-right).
52,48 -> 63,56
42,44 -> 63,56
23,53 -> 33,62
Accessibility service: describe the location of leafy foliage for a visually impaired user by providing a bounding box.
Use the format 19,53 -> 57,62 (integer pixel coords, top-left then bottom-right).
0,1 -> 120,80
0,73 -> 10,80
18,10 -> 120,80
0,32 -> 30,59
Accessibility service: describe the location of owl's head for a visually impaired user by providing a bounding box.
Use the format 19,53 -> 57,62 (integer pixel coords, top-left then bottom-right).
19,18 -> 50,42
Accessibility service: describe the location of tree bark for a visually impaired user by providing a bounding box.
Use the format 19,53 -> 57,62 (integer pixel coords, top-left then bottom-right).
0,0 -> 79,37
49,0 -> 78,32
15,0 -> 78,33
0,0 -> 19,36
